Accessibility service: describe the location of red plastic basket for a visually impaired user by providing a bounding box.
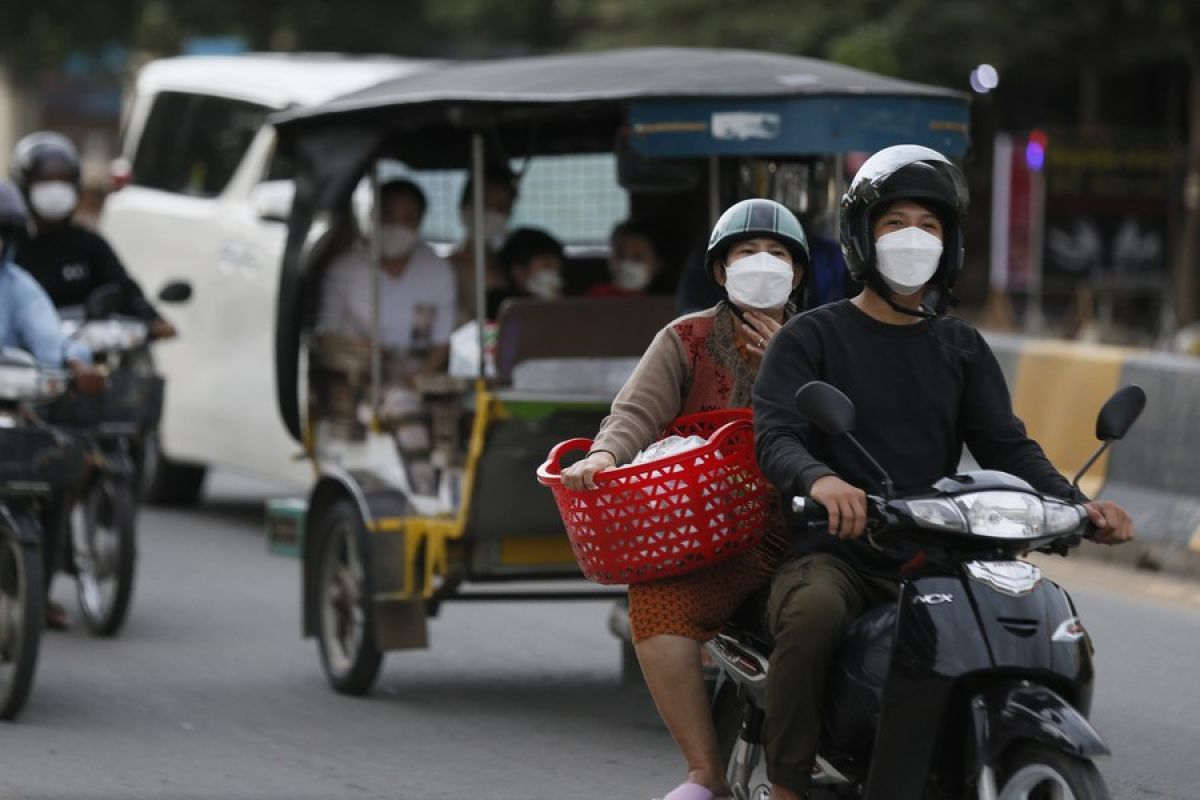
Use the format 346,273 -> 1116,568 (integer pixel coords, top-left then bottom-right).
536,409 -> 772,585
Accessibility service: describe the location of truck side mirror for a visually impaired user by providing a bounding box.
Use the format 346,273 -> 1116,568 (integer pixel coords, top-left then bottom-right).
250,180 -> 295,223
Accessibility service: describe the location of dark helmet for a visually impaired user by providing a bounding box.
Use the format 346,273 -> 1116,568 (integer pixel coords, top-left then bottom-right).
840,145 -> 969,292
0,180 -> 30,263
11,131 -> 82,191
705,198 -> 811,280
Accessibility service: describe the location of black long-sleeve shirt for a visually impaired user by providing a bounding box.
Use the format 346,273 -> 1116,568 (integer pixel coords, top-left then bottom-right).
752,300 -> 1077,569
13,224 -> 160,321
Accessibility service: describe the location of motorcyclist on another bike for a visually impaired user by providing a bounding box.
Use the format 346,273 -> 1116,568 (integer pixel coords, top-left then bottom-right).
9,131 -> 175,339
750,145 -> 1135,800
0,179 -> 104,629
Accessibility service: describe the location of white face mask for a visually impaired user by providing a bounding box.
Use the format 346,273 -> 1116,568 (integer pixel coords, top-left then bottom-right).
30,181 -> 78,221
612,259 -> 652,291
378,224 -> 419,260
874,227 -> 944,296
464,209 -> 510,251
723,251 -> 795,310
525,268 -> 563,300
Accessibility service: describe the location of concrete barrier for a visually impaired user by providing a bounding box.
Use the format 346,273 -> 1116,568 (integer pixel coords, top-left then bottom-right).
983,332 -> 1200,577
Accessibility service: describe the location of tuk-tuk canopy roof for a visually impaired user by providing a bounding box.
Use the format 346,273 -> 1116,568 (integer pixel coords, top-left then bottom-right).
276,46 -> 965,123
273,47 -> 970,168
273,48 -> 972,442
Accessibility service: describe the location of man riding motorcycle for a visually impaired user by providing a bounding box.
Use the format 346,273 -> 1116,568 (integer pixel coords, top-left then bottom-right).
0,179 -> 104,630
750,145 -> 1135,800
9,131 -> 175,339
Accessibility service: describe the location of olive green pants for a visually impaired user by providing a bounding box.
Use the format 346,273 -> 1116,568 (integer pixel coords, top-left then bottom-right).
764,552 -> 900,792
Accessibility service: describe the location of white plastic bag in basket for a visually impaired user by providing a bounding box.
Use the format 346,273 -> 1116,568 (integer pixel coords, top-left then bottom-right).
632,434 -> 709,465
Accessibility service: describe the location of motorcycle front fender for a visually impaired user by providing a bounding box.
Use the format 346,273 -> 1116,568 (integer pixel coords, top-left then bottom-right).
970,682 -> 1109,777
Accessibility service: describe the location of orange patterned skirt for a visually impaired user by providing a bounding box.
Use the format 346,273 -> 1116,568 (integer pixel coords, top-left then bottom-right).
627,518 -> 789,644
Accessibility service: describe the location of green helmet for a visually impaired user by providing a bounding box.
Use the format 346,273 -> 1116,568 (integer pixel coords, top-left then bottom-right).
704,198 -> 810,280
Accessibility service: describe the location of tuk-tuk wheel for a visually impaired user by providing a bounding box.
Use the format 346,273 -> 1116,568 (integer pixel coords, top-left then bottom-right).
315,499 -> 383,695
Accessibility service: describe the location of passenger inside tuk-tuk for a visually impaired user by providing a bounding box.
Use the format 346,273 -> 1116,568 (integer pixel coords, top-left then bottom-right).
586,219 -> 670,298
485,227 -> 565,318
448,164 -> 518,324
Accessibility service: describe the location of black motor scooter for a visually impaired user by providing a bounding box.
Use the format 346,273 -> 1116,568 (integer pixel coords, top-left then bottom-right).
0,348 -> 73,720
709,381 -> 1145,800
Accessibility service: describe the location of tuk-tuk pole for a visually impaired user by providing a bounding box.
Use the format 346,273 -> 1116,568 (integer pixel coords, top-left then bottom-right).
471,133 -> 488,377
369,162 -> 383,414
708,155 -> 720,227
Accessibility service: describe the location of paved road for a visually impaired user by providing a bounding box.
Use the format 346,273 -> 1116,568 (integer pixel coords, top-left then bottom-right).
2,473 -> 1198,800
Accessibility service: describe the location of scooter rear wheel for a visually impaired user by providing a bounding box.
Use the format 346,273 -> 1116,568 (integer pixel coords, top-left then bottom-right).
997,743 -> 1110,800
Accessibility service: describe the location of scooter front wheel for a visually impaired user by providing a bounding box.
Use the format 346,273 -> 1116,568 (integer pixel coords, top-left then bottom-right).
997,743 -> 1110,800
0,518 -> 43,721
73,480 -> 137,637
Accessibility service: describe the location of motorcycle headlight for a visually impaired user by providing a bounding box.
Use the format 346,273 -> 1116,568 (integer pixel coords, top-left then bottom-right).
907,491 -> 1073,540
1044,500 -> 1085,534
905,498 -> 968,532
955,491 -> 1045,539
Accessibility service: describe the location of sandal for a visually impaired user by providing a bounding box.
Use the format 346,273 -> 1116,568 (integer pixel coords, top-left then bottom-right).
45,600 -> 70,631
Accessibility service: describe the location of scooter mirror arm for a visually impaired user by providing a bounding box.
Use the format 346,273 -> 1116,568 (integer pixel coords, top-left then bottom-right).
844,432 -> 895,498
1070,441 -> 1111,490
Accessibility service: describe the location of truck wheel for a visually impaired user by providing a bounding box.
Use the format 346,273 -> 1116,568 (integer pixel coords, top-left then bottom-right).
0,517 -> 43,721
315,499 -> 382,695
141,433 -> 206,507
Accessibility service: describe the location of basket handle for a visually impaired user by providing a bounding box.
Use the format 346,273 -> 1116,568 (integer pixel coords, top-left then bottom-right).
706,418 -> 754,448
536,437 -> 595,485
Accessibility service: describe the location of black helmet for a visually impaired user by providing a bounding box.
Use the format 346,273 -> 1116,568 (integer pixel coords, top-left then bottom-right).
840,145 -> 968,296
11,131 -> 82,191
705,198 -> 810,279
0,180 -> 29,264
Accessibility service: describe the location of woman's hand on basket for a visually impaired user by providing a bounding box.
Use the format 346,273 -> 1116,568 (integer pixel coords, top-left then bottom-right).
738,310 -> 783,368
561,451 -> 616,491
809,475 -> 868,539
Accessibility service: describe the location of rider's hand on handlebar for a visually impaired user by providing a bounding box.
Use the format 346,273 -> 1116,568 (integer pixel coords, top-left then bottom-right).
1084,501 -> 1135,545
67,360 -> 106,394
809,475 -> 868,539
561,451 -> 616,491
150,319 -> 178,340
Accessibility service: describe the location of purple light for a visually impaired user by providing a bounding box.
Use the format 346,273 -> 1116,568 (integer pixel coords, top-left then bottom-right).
1025,141 -> 1045,171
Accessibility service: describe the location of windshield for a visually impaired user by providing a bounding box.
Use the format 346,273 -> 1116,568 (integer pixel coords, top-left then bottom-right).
353,154 -> 628,248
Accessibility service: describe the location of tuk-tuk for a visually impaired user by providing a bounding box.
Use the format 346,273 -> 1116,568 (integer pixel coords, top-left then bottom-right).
269,47 -> 969,694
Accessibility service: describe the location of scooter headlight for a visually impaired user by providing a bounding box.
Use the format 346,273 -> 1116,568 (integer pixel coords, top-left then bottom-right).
905,498 -> 968,532
1044,500 -> 1085,534
907,491 -> 1073,540
954,491 -> 1045,539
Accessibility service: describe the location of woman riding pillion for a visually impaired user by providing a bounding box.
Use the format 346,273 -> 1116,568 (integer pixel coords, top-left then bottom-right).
562,199 -> 810,800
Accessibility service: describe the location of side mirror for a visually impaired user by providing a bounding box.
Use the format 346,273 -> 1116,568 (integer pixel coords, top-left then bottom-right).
794,381 -> 856,436
158,280 -> 193,304
1096,384 -> 1146,442
1072,384 -> 1147,487
84,284 -> 121,321
250,179 -> 295,223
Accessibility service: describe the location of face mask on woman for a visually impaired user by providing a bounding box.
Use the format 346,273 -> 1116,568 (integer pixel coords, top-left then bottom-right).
29,181 -> 79,221
525,268 -> 563,300
723,251 -> 794,311
874,227 -> 943,296
612,259 -> 652,292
